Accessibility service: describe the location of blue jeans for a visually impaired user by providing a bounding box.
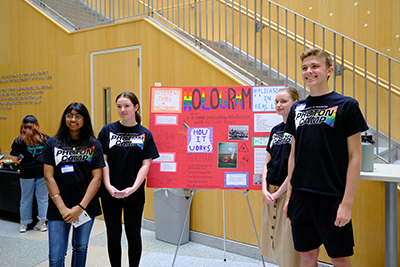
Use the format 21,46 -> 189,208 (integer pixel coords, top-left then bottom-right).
20,177 -> 48,225
48,218 -> 95,267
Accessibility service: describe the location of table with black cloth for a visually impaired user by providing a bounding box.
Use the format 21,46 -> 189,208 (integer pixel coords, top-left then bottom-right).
0,169 -> 22,213
0,169 -> 39,228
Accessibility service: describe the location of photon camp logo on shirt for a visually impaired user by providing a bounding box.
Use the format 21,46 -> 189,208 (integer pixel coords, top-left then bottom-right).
270,131 -> 292,148
109,132 -> 145,150
54,146 -> 94,166
295,105 -> 337,129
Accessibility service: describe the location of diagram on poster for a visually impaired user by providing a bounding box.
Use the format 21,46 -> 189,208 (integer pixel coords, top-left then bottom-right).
147,85 -> 284,190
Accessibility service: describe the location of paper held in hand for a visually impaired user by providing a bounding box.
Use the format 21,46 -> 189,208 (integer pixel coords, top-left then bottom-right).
72,210 -> 91,228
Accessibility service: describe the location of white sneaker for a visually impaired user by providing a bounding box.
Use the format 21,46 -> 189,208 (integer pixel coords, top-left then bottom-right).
20,224 -> 28,233
34,220 -> 47,232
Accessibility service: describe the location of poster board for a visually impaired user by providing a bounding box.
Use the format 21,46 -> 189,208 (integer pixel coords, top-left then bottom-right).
147,85 -> 285,190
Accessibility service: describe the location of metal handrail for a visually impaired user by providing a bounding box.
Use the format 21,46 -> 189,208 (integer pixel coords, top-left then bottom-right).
200,0 -> 400,99
213,1 -> 400,92
227,0 -> 400,96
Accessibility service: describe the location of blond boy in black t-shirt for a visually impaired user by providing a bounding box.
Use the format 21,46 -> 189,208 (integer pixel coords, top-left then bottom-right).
283,48 -> 368,267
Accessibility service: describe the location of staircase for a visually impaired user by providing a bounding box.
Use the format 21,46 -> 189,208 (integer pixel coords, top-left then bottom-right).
31,0 -> 112,30
367,126 -> 400,165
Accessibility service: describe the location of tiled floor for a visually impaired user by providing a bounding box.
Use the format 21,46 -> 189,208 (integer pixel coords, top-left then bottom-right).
0,211 -> 277,267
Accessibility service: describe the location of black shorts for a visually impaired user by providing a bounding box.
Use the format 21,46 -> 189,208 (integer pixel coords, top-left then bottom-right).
287,190 -> 354,258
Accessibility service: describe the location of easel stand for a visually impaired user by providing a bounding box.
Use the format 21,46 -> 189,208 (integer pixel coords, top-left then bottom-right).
171,188 -> 266,267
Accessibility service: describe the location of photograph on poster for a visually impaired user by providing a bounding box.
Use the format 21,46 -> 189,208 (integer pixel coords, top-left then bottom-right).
218,142 -> 238,168
253,174 -> 262,185
228,125 -> 249,140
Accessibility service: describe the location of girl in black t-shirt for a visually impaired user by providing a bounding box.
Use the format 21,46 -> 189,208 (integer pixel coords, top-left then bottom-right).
39,103 -> 105,267
10,115 -> 49,233
260,87 -> 301,267
98,92 -> 159,267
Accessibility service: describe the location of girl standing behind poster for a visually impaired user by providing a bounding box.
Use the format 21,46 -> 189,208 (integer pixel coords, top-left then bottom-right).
11,115 -> 49,233
260,87 -> 301,266
39,103 -> 105,267
98,91 -> 159,267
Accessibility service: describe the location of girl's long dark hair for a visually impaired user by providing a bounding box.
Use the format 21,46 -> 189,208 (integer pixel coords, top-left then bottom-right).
115,91 -> 142,124
16,115 -> 48,146
56,102 -> 95,146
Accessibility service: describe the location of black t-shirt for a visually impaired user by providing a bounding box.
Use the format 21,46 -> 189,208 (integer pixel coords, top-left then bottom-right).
98,121 -> 159,204
285,91 -> 368,197
265,122 -> 292,186
10,135 -> 49,178
38,137 -> 106,220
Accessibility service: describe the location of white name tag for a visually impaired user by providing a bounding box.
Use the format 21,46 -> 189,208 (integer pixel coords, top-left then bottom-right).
131,138 -> 142,144
295,103 -> 306,111
72,210 -> 91,228
61,164 -> 74,174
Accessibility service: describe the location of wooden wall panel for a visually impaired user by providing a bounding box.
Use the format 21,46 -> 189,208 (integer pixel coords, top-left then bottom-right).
271,0 -> 400,61
225,190 -> 262,244
351,180 -> 387,266
191,190 -> 224,237
0,1 -> 11,67
92,49 -> 140,133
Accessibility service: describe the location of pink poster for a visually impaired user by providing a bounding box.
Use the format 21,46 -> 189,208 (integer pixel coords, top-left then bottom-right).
147,85 -> 284,190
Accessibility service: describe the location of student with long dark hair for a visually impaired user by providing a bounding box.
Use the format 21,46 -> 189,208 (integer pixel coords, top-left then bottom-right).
98,92 -> 159,267
11,115 -> 49,233
39,102 -> 105,267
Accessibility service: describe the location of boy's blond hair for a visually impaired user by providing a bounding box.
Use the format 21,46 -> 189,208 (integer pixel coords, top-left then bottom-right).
300,48 -> 332,69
